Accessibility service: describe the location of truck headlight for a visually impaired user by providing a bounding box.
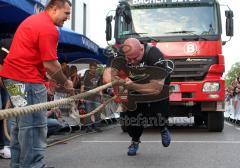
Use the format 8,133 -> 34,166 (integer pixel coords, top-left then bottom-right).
203,82 -> 220,92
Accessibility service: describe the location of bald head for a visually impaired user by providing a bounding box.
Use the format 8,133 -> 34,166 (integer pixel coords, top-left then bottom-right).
123,38 -> 143,59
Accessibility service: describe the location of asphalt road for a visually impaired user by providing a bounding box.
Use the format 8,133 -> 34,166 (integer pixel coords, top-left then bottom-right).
1,121 -> 240,168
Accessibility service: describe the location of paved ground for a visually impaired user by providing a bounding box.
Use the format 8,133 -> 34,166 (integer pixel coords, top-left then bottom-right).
1,121 -> 240,168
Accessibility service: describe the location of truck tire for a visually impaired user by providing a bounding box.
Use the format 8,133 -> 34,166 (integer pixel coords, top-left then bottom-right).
207,112 -> 224,132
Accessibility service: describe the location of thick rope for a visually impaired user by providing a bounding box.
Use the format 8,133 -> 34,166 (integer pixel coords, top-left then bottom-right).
0,81 -> 119,120
79,96 -> 116,119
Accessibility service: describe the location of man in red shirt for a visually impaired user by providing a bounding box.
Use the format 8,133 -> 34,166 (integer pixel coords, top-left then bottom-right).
0,0 -> 73,167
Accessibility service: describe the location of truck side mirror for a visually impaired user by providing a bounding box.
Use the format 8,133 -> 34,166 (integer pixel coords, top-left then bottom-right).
225,10 -> 234,37
105,16 -> 113,41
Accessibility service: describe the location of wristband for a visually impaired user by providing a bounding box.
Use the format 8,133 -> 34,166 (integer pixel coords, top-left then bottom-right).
49,69 -> 68,85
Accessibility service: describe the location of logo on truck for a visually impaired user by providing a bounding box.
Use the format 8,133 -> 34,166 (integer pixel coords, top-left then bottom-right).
184,42 -> 198,54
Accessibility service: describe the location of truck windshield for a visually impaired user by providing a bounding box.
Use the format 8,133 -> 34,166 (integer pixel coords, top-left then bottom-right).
118,5 -> 218,38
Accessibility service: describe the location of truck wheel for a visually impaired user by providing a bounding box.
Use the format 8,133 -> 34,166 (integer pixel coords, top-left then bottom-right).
208,112 -> 224,132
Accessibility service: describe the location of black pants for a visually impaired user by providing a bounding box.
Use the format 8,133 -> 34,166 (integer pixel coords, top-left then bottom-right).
121,100 -> 169,142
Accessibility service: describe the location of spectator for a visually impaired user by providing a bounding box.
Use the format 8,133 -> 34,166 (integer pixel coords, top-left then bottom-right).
69,65 -> 81,91
234,78 -> 240,119
82,62 -> 103,132
47,108 -> 72,137
45,75 -> 73,137
0,37 -> 12,159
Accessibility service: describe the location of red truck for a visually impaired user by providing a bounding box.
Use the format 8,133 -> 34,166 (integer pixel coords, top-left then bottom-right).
105,0 -> 233,132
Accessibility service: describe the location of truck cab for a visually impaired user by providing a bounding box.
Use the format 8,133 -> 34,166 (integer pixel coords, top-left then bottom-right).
106,0 -> 234,132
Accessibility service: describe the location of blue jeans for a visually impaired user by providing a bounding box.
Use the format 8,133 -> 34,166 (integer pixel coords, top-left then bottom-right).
47,118 -> 65,136
85,99 -> 99,114
84,96 -> 101,125
4,79 -> 47,168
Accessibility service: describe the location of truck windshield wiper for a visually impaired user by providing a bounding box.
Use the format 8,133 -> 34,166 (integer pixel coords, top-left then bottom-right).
165,30 -> 195,34
122,32 -> 159,42
165,30 -> 207,41
141,36 -> 159,42
122,32 -> 147,36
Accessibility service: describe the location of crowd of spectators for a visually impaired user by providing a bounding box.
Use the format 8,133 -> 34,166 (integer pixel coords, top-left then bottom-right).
225,77 -> 240,122
45,61 -> 107,135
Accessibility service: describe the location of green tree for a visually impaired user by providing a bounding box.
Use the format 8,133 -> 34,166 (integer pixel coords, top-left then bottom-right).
224,62 -> 240,86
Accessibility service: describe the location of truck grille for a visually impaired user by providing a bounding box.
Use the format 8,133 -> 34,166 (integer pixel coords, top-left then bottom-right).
170,57 -> 217,82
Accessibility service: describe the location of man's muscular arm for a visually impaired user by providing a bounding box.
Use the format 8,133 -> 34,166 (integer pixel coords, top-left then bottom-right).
125,78 -> 165,95
43,60 -> 73,90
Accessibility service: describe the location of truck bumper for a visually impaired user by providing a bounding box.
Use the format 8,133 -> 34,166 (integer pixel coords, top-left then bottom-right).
169,79 -> 225,102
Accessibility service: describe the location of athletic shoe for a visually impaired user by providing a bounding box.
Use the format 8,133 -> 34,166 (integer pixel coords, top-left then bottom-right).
161,127 -> 171,147
0,146 -> 11,159
127,141 -> 140,156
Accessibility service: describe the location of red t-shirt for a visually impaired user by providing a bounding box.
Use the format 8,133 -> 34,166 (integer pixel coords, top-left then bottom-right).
0,11 -> 58,83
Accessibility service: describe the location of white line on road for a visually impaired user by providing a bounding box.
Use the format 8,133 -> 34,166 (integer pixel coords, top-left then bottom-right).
79,140 -> 240,144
